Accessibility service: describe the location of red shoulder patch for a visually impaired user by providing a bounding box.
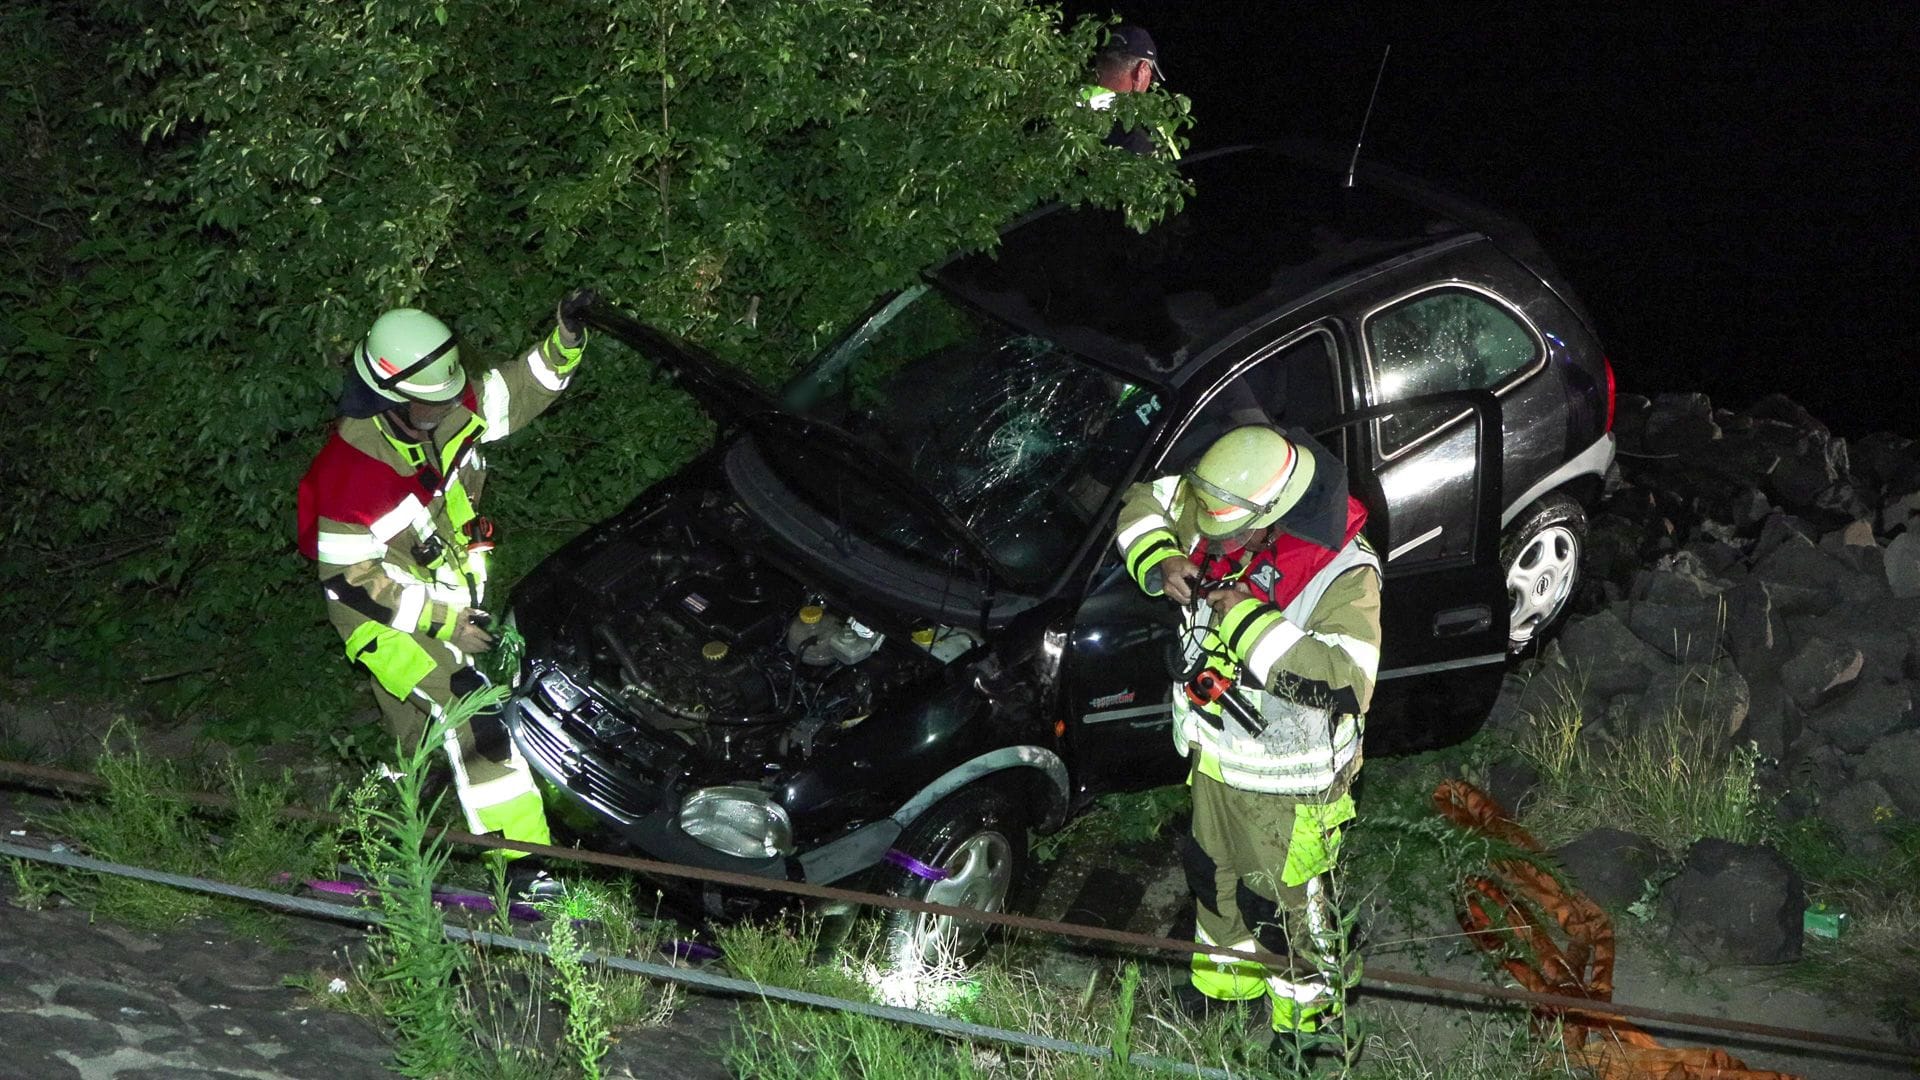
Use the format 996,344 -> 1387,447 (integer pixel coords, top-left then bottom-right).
295,428 -> 419,559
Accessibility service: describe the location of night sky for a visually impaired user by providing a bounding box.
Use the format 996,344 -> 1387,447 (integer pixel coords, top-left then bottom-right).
1065,2 -> 1919,439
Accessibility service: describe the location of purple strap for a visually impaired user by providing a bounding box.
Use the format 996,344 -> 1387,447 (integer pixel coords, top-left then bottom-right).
668,940 -> 721,962
884,849 -> 949,882
300,878 -> 543,922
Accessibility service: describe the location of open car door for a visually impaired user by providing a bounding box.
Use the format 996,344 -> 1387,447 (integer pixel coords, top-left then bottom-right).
1060,388 -> 1507,796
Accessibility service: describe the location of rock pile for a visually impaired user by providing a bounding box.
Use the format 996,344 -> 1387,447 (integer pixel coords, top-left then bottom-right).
1492,392 -> 1920,965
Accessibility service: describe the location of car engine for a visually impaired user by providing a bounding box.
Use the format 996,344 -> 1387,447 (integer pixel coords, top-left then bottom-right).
531,526 -> 963,765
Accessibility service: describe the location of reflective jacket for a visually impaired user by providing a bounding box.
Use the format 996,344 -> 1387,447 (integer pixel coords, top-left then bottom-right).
296,328 -> 583,686
1116,474 -> 1382,795
1077,84 -> 1180,158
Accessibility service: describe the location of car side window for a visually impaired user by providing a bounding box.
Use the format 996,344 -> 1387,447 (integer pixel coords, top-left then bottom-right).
1165,331 -> 1340,473
1365,288 -> 1539,455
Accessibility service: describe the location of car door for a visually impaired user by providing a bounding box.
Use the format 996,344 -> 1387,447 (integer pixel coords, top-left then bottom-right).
1058,328 -> 1349,799
1333,245 -> 1539,681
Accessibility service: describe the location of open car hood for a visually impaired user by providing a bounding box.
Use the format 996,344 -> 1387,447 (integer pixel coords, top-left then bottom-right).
580,305 -> 779,423
579,303 -> 1009,591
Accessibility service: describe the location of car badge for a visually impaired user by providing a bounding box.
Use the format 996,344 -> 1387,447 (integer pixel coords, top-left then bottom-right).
538,670 -> 585,712
682,592 -> 710,614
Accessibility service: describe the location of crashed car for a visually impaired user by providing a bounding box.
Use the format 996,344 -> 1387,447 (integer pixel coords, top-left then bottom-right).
505,143 -> 1616,962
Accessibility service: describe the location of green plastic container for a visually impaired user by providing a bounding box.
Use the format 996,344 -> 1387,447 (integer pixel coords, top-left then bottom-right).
1803,903 -> 1848,940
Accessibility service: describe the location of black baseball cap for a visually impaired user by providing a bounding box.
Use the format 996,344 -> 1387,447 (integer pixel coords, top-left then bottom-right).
1100,24 -> 1164,80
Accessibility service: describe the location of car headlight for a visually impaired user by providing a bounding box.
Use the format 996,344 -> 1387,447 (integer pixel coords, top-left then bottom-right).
678,786 -> 793,858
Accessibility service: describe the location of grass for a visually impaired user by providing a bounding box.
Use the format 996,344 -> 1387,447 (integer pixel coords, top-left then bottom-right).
29,720 -> 336,932
1511,668 -> 1768,856
1774,817 -> 1920,1044
1033,784 -> 1189,863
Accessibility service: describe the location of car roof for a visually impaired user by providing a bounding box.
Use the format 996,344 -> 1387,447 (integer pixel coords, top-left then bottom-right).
929,142 -> 1517,386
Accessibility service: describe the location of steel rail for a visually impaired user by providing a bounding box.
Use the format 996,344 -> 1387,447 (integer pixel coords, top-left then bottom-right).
0,838 -> 1231,1079
2,757 -> 1912,1065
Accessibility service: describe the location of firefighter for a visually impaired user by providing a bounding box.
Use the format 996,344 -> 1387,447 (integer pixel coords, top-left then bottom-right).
296,289 -> 597,895
1114,425 -> 1382,1050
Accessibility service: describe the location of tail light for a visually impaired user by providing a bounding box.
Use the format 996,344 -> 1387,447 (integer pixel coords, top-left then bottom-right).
1603,356 -> 1617,433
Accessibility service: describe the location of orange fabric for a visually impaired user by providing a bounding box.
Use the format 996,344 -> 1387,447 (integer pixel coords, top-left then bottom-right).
1432,780 -> 1800,1080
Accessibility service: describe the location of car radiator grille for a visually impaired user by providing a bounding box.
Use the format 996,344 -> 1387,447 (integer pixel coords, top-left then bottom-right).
515,694 -> 663,824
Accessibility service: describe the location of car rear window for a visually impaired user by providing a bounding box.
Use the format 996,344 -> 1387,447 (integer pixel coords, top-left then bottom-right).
1365,288 -> 1540,455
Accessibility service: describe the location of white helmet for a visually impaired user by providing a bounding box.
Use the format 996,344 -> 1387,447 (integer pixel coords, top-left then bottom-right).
351,308 -> 465,404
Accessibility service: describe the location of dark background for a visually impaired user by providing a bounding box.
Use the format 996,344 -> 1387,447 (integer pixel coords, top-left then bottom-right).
1064,1 -> 1919,438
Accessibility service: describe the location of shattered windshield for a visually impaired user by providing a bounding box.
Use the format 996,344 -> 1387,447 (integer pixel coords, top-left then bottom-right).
776,286 -> 1164,586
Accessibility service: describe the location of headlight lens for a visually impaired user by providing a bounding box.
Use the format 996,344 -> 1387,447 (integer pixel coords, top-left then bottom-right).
678,786 -> 793,858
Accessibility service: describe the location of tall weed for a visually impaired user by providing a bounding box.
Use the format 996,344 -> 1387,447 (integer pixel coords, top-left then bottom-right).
1515,669 -> 1767,855
37,722 -> 334,929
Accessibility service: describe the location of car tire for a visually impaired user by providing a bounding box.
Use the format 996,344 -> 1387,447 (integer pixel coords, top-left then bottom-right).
1502,493 -> 1586,652
876,783 -> 1028,973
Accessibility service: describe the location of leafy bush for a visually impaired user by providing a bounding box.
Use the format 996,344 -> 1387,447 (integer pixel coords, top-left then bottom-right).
0,0 -> 1189,742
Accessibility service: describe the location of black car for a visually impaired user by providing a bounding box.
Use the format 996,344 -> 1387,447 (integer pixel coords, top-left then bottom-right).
505,143 -> 1615,962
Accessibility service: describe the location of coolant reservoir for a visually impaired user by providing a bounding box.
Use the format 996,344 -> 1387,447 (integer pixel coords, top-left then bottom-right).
828,617 -> 884,665
787,604 -> 838,666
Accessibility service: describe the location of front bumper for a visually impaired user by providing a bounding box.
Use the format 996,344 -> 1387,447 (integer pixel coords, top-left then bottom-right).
510,673 -> 900,891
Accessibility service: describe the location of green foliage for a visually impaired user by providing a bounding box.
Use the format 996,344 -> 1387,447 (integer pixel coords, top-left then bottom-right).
1511,669 -> 1769,856
0,0 -> 1191,743
34,723 -> 335,929
534,886 -> 620,1080
1033,784 -> 1189,862
345,692 -> 496,1077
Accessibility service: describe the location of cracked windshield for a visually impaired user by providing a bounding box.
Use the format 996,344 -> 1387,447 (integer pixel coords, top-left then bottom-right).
781,285 -> 1162,585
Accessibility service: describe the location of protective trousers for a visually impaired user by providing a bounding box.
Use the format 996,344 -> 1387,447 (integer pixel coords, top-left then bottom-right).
363,628 -> 551,854
1180,756 -> 1354,1033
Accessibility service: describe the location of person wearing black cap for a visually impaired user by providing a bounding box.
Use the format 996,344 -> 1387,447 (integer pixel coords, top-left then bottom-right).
1079,24 -> 1177,157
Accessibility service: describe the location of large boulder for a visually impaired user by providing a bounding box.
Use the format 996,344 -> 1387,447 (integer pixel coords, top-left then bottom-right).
1660,839 -> 1805,966
1624,600 -> 1722,665
1554,610 -> 1671,703
1784,609 -> 1914,685
1853,730 -> 1920,817
1641,393 -> 1720,456
1751,513 -> 1818,566
1886,531 -> 1920,599
1778,636 -> 1864,711
1753,541 -> 1874,610
1552,828 -> 1665,910
1741,672 -> 1800,761
1719,581 -> 1790,674
1816,779 -> 1899,859
1803,681 -> 1913,754
1633,662 -> 1750,738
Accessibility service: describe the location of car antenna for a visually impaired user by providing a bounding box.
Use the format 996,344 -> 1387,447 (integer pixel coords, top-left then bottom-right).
1343,44 -> 1392,189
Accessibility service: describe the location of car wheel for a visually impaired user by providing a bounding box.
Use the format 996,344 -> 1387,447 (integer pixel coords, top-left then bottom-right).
1502,493 -> 1586,652
877,784 -> 1028,972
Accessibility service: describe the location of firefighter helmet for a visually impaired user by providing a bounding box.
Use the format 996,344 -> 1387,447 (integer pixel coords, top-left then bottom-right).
1187,426 -> 1315,539
351,308 -> 465,405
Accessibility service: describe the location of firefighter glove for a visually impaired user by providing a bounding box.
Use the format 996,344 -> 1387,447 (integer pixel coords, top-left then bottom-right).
556,286 -> 599,349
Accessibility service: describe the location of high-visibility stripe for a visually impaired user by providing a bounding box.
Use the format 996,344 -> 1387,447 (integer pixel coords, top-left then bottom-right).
390,585 -> 428,632
1117,513 -> 1172,551
315,530 -> 386,566
369,495 -> 427,543
1326,633 -> 1380,676
1246,618 -> 1307,680
526,345 -> 569,392
1190,923 -> 1269,1002
479,368 -> 512,442
437,721 -> 489,834
1126,536 -> 1180,588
